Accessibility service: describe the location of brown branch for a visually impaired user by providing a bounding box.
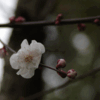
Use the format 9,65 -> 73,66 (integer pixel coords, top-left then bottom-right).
0,39 -> 67,75
24,67 -> 100,100
39,63 -> 67,76
0,15 -> 100,28
0,39 -> 16,53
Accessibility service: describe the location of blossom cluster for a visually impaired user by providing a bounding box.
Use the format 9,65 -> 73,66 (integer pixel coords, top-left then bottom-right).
0,38 -> 77,79
1,13 -> 79,79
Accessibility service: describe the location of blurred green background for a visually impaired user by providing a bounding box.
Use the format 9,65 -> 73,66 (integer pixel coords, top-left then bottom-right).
43,1 -> 100,100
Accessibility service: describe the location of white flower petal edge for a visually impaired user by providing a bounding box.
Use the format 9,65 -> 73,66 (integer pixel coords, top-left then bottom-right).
18,68 -> 35,79
21,39 -> 29,49
10,53 -> 19,69
10,39 -> 45,79
30,40 -> 45,54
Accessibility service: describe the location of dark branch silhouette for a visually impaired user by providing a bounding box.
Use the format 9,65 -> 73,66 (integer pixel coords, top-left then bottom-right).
0,15 -> 100,28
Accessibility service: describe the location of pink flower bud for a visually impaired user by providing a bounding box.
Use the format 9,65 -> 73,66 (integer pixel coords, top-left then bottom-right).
55,14 -> 63,25
57,70 -> 67,78
57,13 -> 63,19
56,59 -> 66,69
67,69 -> 77,79
55,20 -> 60,25
9,16 -> 16,23
77,23 -> 86,31
15,16 -> 25,23
56,17 -> 60,21
94,19 -> 100,25
0,47 -> 8,58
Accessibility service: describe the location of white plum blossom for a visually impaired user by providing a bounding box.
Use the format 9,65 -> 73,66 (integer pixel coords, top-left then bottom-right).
10,39 -> 45,79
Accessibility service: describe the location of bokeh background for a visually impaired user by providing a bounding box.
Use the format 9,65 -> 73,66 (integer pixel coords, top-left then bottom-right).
0,0 -> 100,100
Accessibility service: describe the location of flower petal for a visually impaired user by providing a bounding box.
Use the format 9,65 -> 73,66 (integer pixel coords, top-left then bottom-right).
10,53 -> 19,69
10,39 -> 45,79
30,40 -> 45,54
30,40 -> 37,45
21,68 -> 35,79
37,42 -> 45,54
16,49 -> 28,68
30,40 -> 40,52
16,68 -> 27,75
21,39 -> 30,49
32,55 -> 41,69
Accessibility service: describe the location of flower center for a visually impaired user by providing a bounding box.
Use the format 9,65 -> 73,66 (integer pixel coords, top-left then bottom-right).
25,55 -> 33,62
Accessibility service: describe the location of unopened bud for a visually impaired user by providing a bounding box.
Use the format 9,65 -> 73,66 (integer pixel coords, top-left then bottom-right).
56,59 -> 66,69
77,23 -> 86,31
55,14 -> 63,25
55,20 -> 60,25
67,69 -> 77,79
57,13 -> 63,19
9,16 -> 15,23
15,16 -> 25,23
0,47 -> 8,58
94,19 -> 100,25
57,70 -> 67,78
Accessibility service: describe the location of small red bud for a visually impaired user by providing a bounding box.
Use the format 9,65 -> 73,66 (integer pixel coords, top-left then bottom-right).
15,16 -> 25,23
67,69 -> 77,79
94,19 -> 100,25
55,20 -> 60,25
77,23 -> 86,31
9,16 -> 16,23
56,59 -> 66,69
57,14 -> 63,19
0,46 -> 8,58
55,14 -> 63,25
57,70 -> 67,78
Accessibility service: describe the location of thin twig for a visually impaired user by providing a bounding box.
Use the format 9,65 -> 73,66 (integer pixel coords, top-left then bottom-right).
24,67 -> 100,100
0,15 -> 100,28
0,39 -> 67,75
40,63 -> 67,75
0,39 -> 16,53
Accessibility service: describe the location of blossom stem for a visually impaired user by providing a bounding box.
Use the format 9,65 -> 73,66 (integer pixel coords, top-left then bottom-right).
0,39 -> 66,76
0,39 -> 16,53
0,39 -> 67,75
0,15 -> 100,27
39,63 -> 67,75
